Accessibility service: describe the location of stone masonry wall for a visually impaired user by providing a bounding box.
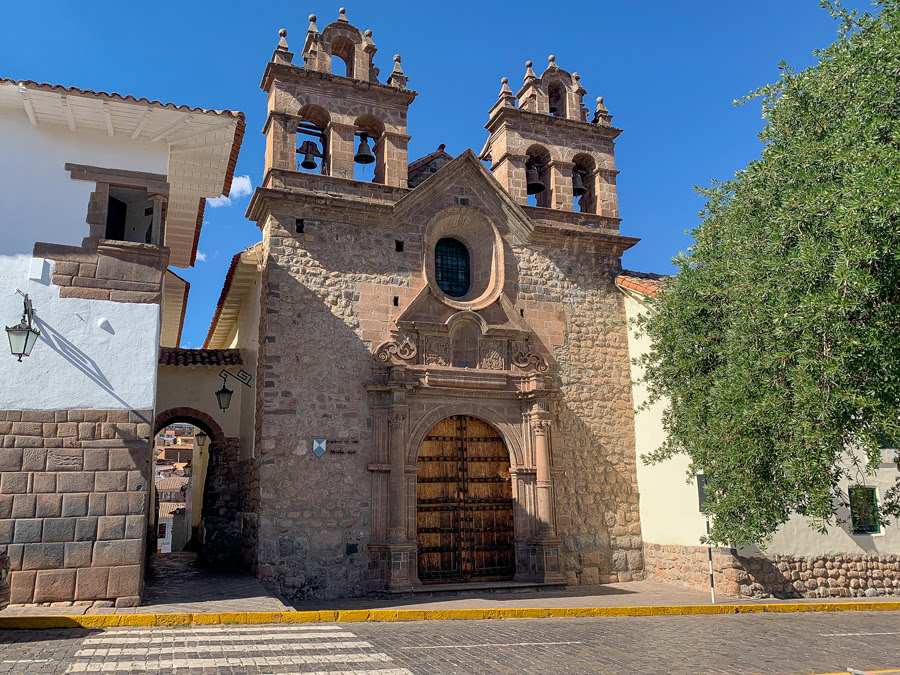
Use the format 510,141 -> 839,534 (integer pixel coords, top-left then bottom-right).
0,409 -> 152,607
645,542 -> 900,599
514,244 -> 643,585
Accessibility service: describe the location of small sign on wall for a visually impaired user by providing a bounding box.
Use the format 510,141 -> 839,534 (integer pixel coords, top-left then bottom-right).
312,439 -> 326,457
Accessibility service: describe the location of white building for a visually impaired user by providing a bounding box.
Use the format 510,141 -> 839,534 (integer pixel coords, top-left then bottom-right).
0,78 -> 244,606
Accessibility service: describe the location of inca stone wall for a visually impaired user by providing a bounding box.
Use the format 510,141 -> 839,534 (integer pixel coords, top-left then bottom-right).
514,244 -> 643,584
0,408 -> 152,607
645,542 -> 900,598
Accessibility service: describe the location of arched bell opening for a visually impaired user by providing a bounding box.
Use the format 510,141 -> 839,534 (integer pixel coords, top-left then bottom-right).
330,35 -> 356,77
572,152 -> 597,214
525,144 -> 552,208
415,415 -> 516,584
353,113 -> 385,183
547,80 -> 567,118
296,104 -> 330,175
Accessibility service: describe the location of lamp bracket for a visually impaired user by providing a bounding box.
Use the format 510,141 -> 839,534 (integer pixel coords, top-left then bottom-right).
219,369 -> 252,388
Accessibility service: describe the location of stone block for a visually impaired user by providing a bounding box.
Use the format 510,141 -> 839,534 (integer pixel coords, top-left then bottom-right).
0,495 -> 12,519
22,448 -> 46,471
108,448 -> 143,471
22,543 -> 65,570
43,517 -> 76,542
92,539 -> 141,567
78,423 -> 97,440
61,493 -> 89,518
94,471 -> 127,493
0,519 -> 13,544
36,494 -> 63,518
13,519 -> 42,543
114,595 -> 141,608
6,543 -> 23,571
33,569 -> 77,603
88,493 -> 107,516
0,449 -> 23,471
64,541 -> 93,568
10,570 -> 36,604
75,566 -> 110,601
0,472 -> 28,494
75,517 -> 98,542
128,493 -> 147,516
32,472 -> 57,493
57,472 -> 95,493
105,493 -> 129,516
47,448 -> 83,471
57,422 -> 78,438
107,565 -> 142,597
98,515 -> 126,540
124,515 -> 144,540
11,494 -> 36,519
126,471 -> 147,492
11,422 -> 42,436
581,567 -> 600,584
83,448 -> 109,471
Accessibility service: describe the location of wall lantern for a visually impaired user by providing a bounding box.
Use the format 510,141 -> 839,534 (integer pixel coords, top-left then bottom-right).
194,430 -> 208,448
214,368 -> 253,413
6,294 -> 40,362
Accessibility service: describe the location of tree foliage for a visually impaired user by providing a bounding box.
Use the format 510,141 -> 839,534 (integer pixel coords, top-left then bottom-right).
636,1 -> 900,546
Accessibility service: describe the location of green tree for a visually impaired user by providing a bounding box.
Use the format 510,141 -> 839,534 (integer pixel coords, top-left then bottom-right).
637,1 -> 900,546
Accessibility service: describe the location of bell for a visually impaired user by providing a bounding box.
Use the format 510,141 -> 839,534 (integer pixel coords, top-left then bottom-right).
525,162 -> 545,195
354,133 -> 375,164
548,93 -> 559,115
299,140 -> 318,170
572,171 -> 586,197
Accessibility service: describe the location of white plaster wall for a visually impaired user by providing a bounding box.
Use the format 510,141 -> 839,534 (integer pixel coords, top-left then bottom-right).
0,110 -> 168,256
230,273 -> 260,459
0,255 -> 159,410
626,292 -> 900,556
626,293 -> 708,547
155,367 -> 243,438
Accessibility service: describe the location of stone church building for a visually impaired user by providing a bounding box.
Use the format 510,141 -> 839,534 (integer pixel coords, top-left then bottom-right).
201,11 -> 645,600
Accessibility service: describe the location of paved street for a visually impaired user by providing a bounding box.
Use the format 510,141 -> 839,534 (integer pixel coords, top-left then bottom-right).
1,611 -> 900,674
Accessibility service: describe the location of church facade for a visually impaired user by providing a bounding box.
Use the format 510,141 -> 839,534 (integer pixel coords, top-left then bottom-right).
210,11 -> 645,599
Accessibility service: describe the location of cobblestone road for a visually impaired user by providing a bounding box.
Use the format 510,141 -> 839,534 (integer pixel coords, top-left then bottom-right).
1,611 -> 900,674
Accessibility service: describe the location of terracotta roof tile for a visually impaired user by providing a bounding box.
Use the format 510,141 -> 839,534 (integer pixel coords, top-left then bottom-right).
158,502 -> 185,518
616,270 -> 667,298
155,476 -> 189,492
158,347 -> 243,367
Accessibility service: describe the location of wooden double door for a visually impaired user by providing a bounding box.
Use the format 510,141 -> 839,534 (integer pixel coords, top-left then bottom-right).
416,416 -> 515,583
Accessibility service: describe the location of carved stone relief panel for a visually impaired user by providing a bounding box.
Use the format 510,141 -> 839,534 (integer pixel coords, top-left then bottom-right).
478,339 -> 505,370
424,336 -> 451,366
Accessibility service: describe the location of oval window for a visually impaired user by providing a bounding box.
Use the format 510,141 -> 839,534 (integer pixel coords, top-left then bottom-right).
435,238 -> 470,298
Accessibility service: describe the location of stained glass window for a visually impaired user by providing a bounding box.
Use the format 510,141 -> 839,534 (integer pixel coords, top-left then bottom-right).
435,238 -> 470,297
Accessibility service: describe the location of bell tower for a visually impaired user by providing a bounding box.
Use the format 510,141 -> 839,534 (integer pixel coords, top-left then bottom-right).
480,55 -> 620,217
260,8 -> 416,187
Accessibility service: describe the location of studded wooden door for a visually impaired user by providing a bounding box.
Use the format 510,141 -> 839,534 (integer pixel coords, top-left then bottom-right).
416,416 -> 515,583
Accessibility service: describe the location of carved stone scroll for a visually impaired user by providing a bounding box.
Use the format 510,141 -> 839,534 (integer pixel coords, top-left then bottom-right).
374,335 -> 417,363
512,343 -> 550,373
479,339 -> 505,370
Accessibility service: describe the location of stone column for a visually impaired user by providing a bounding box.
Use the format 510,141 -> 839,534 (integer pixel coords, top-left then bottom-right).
327,122 -> 356,180
148,194 -> 167,247
533,418 -> 554,537
264,112 -> 297,172
548,160 -> 575,211
388,411 -> 407,543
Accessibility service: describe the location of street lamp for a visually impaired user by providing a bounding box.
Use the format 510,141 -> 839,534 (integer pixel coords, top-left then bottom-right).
6,294 -> 40,362
194,430 -> 208,448
214,368 -> 252,413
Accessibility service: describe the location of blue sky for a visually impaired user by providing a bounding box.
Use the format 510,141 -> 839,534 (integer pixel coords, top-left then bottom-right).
1,1 -> 873,347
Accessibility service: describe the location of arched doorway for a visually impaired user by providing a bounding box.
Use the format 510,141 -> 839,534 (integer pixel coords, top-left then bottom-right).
416,415 -> 515,583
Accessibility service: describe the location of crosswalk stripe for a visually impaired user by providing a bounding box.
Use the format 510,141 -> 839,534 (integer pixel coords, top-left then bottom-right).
65,653 -> 402,671
75,641 -> 374,656
93,623 -> 345,635
81,631 -> 358,644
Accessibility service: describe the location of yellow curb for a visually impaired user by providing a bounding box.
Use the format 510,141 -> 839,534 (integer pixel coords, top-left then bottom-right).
3,601 -> 900,630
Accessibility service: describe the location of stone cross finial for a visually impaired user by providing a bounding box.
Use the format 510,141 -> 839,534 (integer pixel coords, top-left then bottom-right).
338,7 -> 349,22
307,14 -> 319,34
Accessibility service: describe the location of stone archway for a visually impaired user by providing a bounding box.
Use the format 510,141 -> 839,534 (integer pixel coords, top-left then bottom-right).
154,406 -> 225,444
415,415 -> 516,584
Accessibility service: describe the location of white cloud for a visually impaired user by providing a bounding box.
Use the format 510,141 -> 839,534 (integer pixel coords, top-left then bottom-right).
195,251 -> 207,262
207,174 -> 252,208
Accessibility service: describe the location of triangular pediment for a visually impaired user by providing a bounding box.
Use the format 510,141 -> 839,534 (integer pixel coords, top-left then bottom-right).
393,149 -> 534,245
396,284 -> 531,338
